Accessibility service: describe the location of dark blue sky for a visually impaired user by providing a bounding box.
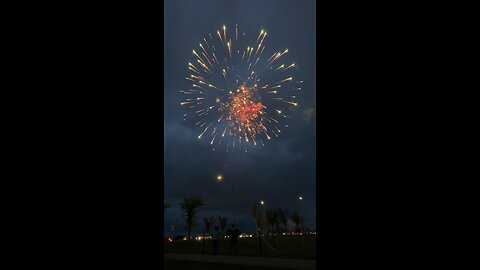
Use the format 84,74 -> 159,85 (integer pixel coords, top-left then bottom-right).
164,0 -> 316,236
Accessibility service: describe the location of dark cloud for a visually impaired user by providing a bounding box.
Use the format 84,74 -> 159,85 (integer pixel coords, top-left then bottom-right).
164,0 -> 316,236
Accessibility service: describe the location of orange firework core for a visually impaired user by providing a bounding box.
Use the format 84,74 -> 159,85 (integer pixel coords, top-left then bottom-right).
228,84 -> 262,126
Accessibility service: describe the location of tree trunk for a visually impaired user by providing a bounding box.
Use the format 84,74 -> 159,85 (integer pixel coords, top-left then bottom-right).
275,225 -> 280,249
302,226 -> 307,255
256,226 -> 262,256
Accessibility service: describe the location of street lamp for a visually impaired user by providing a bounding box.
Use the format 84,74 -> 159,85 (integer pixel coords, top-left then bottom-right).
298,196 -> 303,200
260,200 -> 265,205
217,173 -> 236,224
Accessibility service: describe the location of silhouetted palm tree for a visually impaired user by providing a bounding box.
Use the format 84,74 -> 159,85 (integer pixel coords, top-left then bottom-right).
290,210 -> 306,254
265,209 -> 278,238
202,216 -> 215,254
179,195 -> 204,240
251,204 -> 265,255
290,211 -> 303,233
274,208 -> 287,249
203,216 -> 216,233
217,215 -> 228,232
277,208 -> 289,233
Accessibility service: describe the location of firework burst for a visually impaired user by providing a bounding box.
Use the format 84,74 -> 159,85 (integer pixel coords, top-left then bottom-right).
181,25 -> 302,151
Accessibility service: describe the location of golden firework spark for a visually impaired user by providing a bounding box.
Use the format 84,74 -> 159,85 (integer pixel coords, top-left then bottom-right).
181,25 -> 303,151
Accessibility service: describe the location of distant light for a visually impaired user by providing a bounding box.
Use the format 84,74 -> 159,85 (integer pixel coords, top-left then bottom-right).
217,175 -> 223,181
260,200 -> 265,205
299,196 -> 303,200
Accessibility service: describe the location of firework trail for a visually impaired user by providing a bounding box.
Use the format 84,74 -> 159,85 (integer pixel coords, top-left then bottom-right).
181,25 -> 302,152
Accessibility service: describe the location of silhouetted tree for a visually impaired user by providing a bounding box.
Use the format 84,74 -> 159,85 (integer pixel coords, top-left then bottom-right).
290,211 -> 303,233
251,204 -> 265,255
274,208 -> 286,248
277,208 -> 289,233
203,216 -> 216,233
202,216 -> 215,254
290,210 -> 307,254
217,215 -> 229,232
265,209 -> 278,238
179,195 -> 204,240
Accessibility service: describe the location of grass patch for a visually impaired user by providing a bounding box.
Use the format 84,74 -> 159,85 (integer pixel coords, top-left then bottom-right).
165,259 -> 293,270
164,235 -> 316,260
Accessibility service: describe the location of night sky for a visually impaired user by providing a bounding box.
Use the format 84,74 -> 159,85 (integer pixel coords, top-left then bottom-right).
164,0 -> 316,236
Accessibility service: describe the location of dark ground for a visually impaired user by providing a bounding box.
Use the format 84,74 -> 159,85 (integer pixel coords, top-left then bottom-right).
165,259 -> 297,270
164,235 -> 316,260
